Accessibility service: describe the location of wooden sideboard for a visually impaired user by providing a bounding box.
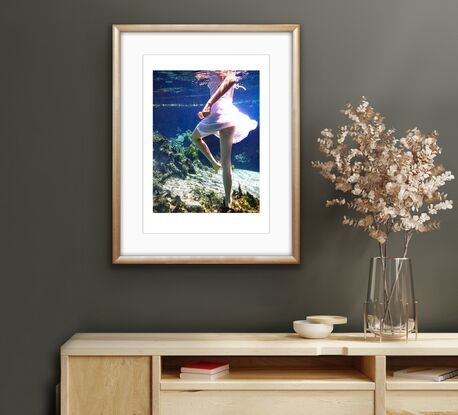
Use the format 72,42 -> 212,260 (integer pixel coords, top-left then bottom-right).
60,333 -> 458,415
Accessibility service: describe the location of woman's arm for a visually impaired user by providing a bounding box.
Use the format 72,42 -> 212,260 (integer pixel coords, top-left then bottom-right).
199,77 -> 237,119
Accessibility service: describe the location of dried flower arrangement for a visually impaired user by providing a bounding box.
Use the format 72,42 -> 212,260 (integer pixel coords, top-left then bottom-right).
312,97 -> 454,258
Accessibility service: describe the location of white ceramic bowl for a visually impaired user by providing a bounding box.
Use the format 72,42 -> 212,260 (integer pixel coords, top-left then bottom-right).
293,320 -> 334,339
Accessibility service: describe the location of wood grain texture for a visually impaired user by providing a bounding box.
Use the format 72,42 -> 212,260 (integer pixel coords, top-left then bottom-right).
114,24 -> 301,32
307,315 -> 348,325
161,390 -> 374,415
61,333 -> 458,415
60,355 -> 69,415
374,357 -> 386,415
386,373 -> 458,390
387,356 -> 458,390
152,356 -> 161,415
355,356 -> 377,381
386,390 -> 458,415
355,356 -> 386,415
111,24 -> 300,264
387,355 -> 458,370
61,333 -> 458,356
162,355 -> 355,370
112,25 -> 121,263
113,255 -> 300,265
291,24 -> 300,264
68,356 -> 151,415
161,368 -> 374,390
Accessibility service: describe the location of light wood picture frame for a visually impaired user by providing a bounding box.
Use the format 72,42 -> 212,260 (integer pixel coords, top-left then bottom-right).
112,24 -> 300,264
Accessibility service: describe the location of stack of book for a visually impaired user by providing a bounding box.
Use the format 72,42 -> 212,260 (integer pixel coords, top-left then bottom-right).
393,367 -> 458,382
180,361 -> 230,381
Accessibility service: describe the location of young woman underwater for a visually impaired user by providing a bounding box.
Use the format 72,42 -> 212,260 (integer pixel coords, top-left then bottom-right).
191,70 -> 258,210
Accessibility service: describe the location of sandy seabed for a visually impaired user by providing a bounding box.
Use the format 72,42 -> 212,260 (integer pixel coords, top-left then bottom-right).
154,167 -> 260,211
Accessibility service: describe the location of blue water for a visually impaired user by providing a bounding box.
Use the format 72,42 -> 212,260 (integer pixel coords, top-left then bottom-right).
153,70 -> 260,172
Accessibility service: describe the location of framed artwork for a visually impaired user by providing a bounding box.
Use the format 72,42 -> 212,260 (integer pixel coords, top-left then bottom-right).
112,24 -> 300,264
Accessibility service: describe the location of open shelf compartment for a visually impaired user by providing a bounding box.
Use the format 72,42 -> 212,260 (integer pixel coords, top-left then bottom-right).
386,356 -> 458,390
161,356 -> 375,391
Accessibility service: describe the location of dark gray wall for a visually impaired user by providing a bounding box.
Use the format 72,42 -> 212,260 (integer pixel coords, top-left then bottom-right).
1,0 -> 457,413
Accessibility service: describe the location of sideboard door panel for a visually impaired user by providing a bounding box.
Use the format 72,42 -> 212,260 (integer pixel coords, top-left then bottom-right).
161,390 -> 374,415
68,356 -> 151,415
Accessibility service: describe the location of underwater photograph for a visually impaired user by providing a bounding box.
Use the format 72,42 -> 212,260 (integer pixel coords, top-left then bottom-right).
152,70 -> 260,213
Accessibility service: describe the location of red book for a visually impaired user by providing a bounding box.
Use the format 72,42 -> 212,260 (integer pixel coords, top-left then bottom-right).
181,361 -> 229,375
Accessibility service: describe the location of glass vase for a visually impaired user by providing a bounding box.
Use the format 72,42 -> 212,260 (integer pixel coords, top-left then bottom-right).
364,257 -> 418,341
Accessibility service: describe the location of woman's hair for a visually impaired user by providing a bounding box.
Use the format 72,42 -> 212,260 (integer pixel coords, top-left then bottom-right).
195,70 -> 238,84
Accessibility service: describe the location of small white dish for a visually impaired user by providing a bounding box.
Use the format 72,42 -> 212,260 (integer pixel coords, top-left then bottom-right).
293,320 -> 334,339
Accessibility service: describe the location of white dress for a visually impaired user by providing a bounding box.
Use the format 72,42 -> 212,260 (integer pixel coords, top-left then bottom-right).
196,73 -> 258,144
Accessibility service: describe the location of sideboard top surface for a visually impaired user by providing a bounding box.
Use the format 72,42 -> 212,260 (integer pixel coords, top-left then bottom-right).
61,333 -> 458,356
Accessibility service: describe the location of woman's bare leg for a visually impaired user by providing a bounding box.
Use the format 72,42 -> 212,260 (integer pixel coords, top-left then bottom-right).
191,128 -> 221,173
219,126 -> 235,208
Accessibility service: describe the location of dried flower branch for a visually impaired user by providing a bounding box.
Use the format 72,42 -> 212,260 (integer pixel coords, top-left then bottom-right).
312,97 -> 454,255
